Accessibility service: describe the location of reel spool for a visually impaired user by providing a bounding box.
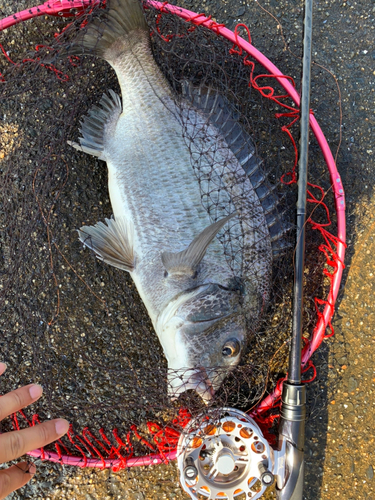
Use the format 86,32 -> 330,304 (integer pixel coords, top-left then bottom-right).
177,408 -> 275,500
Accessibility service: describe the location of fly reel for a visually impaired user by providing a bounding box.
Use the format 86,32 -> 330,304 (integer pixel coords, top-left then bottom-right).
177,408 -> 275,500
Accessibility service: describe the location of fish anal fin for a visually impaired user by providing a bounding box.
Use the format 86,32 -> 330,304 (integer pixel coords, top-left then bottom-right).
69,89 -> 122,160
162,213 -> 235,276
67,140 -> 103,159
78,217 -> 134,272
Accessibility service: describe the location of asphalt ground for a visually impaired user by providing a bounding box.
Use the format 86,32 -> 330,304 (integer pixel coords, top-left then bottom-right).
0,0 -> 374,499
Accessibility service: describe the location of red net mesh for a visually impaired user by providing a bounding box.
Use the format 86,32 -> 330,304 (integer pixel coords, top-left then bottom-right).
0,0 -> 344,472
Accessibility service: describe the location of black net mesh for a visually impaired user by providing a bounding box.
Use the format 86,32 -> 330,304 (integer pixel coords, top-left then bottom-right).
0,0 -> 339,470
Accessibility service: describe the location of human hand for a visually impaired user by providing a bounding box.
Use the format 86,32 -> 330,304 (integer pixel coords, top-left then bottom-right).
0,362 -> 69,499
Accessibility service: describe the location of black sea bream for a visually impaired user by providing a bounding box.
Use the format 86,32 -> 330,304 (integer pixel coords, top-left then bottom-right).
67,0 -> 280,401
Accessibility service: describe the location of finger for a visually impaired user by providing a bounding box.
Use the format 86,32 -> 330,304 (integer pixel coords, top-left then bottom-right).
0,363 -> 6,377
0,461 -> 36,500
0,384 -> 43,421
0,419 -> 69,463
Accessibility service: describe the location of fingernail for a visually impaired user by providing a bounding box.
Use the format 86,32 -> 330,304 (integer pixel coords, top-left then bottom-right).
55,419 -> 69,435
28,464 -> 36,475
16,462 -> 36,475
0,362 -> 7,374
29,384 -> 43,400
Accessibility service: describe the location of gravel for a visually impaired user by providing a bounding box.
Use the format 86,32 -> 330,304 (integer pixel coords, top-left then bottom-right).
1,0 -> 374,499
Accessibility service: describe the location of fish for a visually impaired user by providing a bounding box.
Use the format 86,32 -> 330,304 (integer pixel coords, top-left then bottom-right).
64,0 -> 287,401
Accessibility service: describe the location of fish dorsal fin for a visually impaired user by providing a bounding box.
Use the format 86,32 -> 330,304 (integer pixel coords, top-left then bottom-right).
68,89 -> 122,160
182,81 -> 256,165
78,217 -> 135,272
161,214 -> 235,276
182,81 -> 293,258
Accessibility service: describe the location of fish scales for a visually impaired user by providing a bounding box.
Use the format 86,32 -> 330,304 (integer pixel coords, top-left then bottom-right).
110,37 -> 224,253
68,0 -> 273,400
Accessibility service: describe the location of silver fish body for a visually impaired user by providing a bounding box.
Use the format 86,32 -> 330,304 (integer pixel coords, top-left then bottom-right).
68,0 -> 273,400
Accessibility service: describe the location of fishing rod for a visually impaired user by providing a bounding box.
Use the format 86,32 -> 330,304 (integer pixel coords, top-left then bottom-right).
178,3 -> 315,500
277,0 -> 313,499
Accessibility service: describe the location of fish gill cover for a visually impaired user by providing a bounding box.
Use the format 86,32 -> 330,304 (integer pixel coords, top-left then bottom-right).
0,0 -> 343,467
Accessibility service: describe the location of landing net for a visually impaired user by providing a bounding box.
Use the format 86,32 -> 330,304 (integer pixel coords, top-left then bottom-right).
0,0 -> 345,470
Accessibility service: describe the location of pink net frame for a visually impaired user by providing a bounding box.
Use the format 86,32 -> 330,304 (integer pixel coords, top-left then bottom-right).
0,0 -> 346,469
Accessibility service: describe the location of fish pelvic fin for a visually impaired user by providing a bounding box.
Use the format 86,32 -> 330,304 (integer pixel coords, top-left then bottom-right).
68,90 -> 122,160
161,213 -> 235,277
58,0 -> 148,60
78,216 -> 135,272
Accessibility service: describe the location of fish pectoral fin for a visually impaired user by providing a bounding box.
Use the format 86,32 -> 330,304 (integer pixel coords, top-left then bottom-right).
78,217 -> 135,272
68,89 -> 122,160
161,213 -> 236,276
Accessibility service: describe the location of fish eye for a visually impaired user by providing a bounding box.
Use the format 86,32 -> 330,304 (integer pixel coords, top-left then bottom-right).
222,338 -> 241,358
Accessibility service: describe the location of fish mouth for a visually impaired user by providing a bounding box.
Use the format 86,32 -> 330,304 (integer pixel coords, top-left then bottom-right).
168,367 -> 215,403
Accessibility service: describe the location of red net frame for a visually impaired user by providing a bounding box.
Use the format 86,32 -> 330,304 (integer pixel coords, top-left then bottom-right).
0,0 -> 346,469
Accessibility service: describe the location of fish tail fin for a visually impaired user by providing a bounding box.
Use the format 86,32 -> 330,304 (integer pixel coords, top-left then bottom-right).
62,0 -> 148,60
